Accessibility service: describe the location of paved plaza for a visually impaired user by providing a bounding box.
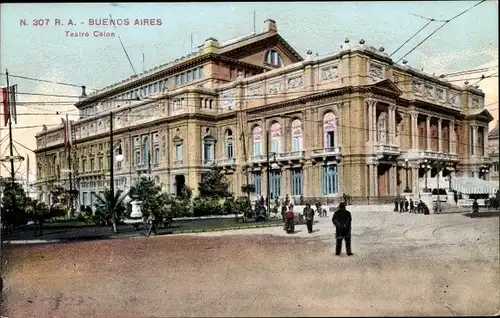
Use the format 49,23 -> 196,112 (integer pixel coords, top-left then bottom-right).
1,209 -> 498,317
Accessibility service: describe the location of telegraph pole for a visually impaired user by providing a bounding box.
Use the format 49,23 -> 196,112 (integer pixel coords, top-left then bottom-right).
5,70 -> 14,187
109,111 -> 114,196
67,114 -> 74,212
266,129 -> 271,218
26,154 -> 29,197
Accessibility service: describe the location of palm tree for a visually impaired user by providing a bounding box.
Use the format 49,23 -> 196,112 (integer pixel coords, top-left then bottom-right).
95,188 -> 127,233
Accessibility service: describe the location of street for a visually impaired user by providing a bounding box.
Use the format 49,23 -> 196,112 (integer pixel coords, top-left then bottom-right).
1,210 -> 498,317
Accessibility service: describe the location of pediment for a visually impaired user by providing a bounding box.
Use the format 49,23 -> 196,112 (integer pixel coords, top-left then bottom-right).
371,79 -> 403,96
469,108 -> 494,122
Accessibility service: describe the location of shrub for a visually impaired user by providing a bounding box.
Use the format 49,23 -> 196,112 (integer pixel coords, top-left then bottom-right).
192,197 -> 225,217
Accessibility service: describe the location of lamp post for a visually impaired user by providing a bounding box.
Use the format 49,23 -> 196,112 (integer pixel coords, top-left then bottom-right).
420,159 -> 431,192
109,110 -> 124,233
404,159 -> 411,193
479,166 -> 489,180
435,160 -> 442,213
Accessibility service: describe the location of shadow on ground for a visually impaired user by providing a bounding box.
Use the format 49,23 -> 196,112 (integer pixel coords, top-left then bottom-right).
462,211 -> 500,218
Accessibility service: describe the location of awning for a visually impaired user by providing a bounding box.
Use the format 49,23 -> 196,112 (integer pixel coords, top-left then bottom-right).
451,177 -> 499,194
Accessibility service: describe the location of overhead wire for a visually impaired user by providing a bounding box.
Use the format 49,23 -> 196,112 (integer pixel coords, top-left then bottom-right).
390,19 -> 435,57
395,0 -> 487,64
0,72 -> 98,91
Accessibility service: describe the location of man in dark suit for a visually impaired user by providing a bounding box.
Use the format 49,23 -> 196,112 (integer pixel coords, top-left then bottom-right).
332,202 -> 353,256
303,203 -> 315,234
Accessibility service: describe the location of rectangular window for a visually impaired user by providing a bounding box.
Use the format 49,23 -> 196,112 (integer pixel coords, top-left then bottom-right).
193,69 -> 199,80
322,165 -> 338,195
271,139 -> 280,153
292,136 -> 302,152
175,76 -> 180,86
175,144 -> 183,161
135,150 -> 141,164
82,159 -> 86,173
269,170 -> 281,199
226,142 -> 234,159
154,148 -> 160,164
90,159 -> 95,171
291,169 -> 303,196
326,132 -> 335,148
154,82 -> 159,93
253,141 -> 262,156
204,142 -> 214,162
198,67 -> 204,79
187,70 -> 193,82
251,172 -> 262,195
98,157 -> 103,170
148,84 -> 153,95
181,73 -> 187,84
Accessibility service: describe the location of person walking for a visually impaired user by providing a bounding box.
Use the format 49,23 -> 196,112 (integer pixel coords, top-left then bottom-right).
409,199 -> 415,213
303,203 -> 315,234
332,202 -> 353,256
147,213 -> 157,236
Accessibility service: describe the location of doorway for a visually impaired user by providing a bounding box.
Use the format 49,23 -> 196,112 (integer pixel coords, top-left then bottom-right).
175,175 -> 186,196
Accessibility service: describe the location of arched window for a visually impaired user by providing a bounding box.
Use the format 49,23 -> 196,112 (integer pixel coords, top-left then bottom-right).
225,129 -> 234,159
323,112 -> 337,149
203,135 -> 215,163
252,126 -> 262,156
141,136 -> 149,164
270,122 -> 282,153
291,119 -> 303,152
265,50 -> 283,67
377,113 -> 387,144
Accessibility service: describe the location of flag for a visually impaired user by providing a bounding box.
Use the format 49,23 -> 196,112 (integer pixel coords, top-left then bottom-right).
9,85 -> 17,124
2,87 -> 8,126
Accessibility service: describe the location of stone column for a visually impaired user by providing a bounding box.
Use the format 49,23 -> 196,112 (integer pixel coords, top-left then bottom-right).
367,100 -> 373,143
472,125 -> 478,156
426,116 -> 431,151
450,120 -> 456,153
389,105 -> 396,145
373,164 -> 379,197
410,111 -> 418,150
372,102 -> 377,145
483,128 -> 488,157
283,168 -> 291,199
368,164 -> 374,197
438,119 -> 442,152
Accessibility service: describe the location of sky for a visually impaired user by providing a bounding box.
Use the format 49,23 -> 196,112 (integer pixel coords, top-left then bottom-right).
0,1 -> 498,183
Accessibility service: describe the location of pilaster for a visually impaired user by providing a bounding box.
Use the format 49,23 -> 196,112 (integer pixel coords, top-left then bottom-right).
410,111 -> 418,150
389,105 -> 396,145
472,125 -> 478,156
426,116 -> 431,151
438,118 -> 442,152
449,120 -> 455,153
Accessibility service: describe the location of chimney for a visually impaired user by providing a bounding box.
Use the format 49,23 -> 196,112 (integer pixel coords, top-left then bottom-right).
264,19 -> 277,33
81,86 -> 87,98
203,37 -> 219,53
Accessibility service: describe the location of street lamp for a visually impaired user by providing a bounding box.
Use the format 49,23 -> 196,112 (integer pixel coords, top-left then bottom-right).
420,159 -> 431,192
266,151 -> 279,219
480,166 -> 489,180
445,166 -> 454,190
404,159 -> 411,193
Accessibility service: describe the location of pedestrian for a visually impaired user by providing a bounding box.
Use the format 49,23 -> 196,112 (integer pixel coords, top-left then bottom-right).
332,202 -> 353,256
404,199 -> 409,212
409,199 -> 415,213
394,198 -> 399,212
303,203 -> 315,234
472,199 -> 479,216
399,199 -> 404,213
285,205 -> 295,234
147,213 -> 157,236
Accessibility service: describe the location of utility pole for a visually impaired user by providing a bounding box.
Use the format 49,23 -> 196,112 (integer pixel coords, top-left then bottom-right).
67,114 -> 73,212
5,71 -> 14,187
148,150 -> 152,180
266,129 -> 271,218
26,154 -> 29,198
437,160 -> 442,213
109,111 -> 114,197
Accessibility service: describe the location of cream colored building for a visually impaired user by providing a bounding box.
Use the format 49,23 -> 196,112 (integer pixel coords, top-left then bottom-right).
34,19 -> 494,207
488,121 -> 499,183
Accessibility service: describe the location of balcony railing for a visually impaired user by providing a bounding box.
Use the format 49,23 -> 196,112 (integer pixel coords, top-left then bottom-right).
173,160 -> 183,165
376,144 -> 400,155
278,151 -> 305,161
251,155 -> 267,163
217,158 -> 236,166
407,150 -> 459,161
203,159 -> 216,166
310,146 -> 342,158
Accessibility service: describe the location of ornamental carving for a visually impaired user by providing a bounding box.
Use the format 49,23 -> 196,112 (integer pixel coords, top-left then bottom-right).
321,66 -> 339,81
369,63 -> 384,79
268,82 -> 282,94
471,96 -> 479,108
424,85 -> 434,98
248,85 -> 263,98
221,92 -> 236,110
450,92 -> 459,107
436,88 -> 445,101
412,78 -> 423,93
287,76 -> 303,90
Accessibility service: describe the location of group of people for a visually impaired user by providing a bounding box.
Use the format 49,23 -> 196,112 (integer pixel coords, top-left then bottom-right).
394,197 -> 429,214
281,201 -> 353,256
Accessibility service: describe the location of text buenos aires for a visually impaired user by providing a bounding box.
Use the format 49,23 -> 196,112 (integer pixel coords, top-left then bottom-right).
88,18 -> 163,26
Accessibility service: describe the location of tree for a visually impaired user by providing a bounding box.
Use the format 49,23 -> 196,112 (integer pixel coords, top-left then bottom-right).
1,179 -> 28,231
198,167 -> 232,198
94,188 -> 127,233
25,199 -> 50,236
